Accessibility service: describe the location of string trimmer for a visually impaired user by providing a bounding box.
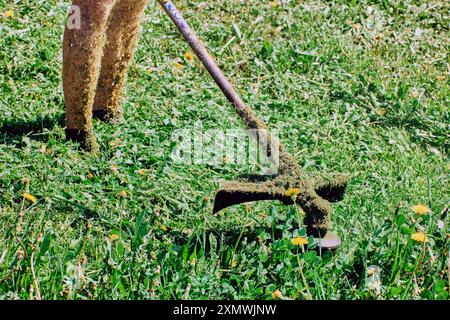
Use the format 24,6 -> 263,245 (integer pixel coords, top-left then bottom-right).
158,0 -> 349,249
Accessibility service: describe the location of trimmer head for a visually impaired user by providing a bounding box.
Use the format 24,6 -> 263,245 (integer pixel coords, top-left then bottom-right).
213,173 -> 350,214
213,173 -> 350,250
314,231 -> 342,251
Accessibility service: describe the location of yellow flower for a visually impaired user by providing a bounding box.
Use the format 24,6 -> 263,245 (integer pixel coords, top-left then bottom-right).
146,68 -> 153,75
375,108 -> 386,116
173,61 -> 183,69
411,204 -> 431,215
119,190 -> 127,198
161,226 -> 168,232
183,52 -> 195,62
374,33 -> 383,41
109,234 -> 120,241
411,232 -> 429,243
291,236 -> 308,246
269,1 -> 280,8
110,164 -> 118,173
87,172 -> 94,179
22,193 -> 37,204
271,289 -> 284,300
4,10 -> 14,18
136,169 -> 146,176
285,188 -> 301,197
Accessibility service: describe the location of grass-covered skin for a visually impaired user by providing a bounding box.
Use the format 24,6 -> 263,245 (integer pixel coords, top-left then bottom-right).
0,0 -> 448,300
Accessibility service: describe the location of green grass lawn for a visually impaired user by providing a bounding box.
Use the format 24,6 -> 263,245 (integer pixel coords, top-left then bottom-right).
0,0 -> 448,300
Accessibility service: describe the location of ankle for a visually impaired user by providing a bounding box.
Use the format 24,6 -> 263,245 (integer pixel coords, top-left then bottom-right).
65,128 -> 99,153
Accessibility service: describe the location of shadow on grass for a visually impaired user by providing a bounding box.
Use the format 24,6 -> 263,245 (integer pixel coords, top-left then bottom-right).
0,113 -> 65,145
377,116 -> 444,152
330,82 -> 448,152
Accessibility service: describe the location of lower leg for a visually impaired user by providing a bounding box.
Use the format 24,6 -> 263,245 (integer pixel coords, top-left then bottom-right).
63,0 -> 117,151
92,0 -> 148,122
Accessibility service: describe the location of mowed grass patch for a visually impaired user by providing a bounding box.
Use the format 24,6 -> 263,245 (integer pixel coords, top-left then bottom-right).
0,0 -> 448,299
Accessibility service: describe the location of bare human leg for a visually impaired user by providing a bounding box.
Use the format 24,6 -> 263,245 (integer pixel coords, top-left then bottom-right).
63,0 -> 117,152
92,0 -> 148,122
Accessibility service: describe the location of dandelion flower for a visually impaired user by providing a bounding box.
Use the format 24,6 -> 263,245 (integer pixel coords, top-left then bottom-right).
161,226 -> 168,232
87,172 -> 94,179
285,188 -> 301,197
4,10 -> 14,18
411,204 -> 431,215
411,232 -> 429,243
22,193 -> 37,204
271,289 -> 284,300
291,236 -> 308,246
173,61 -> 183,69
183,52 -> 194,62
269,1 -> 280,8
119,190 -> 127,198
109,234 -> 119,241
146,68 -> 153,75
375,108 -> 386,116
374,33 -> 383,41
